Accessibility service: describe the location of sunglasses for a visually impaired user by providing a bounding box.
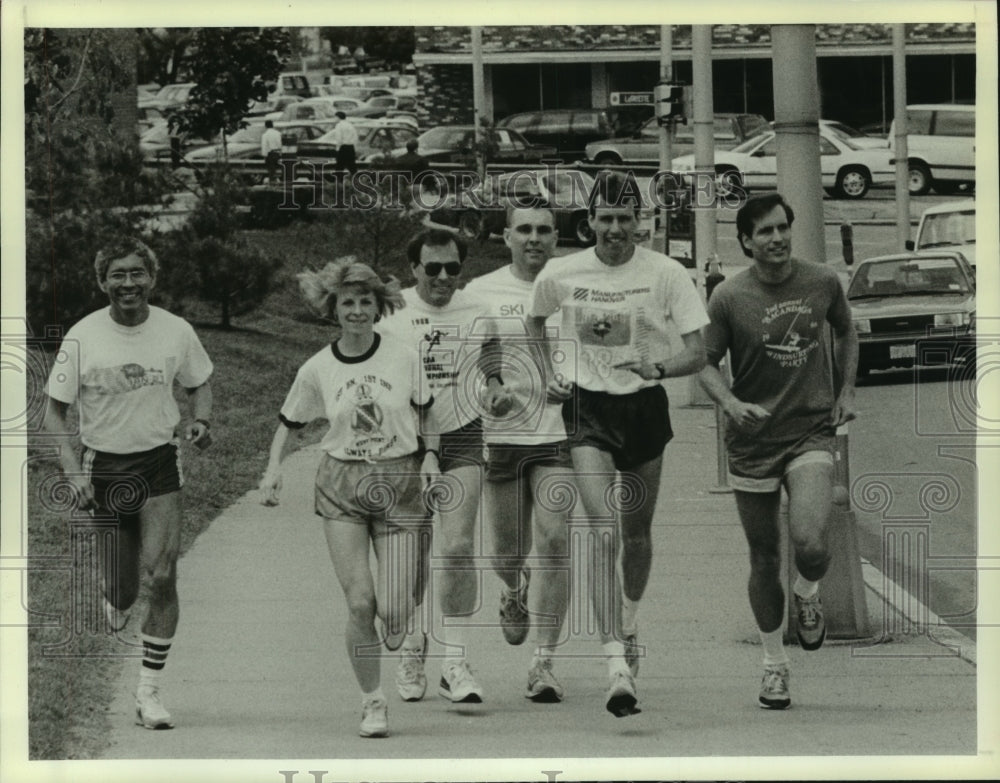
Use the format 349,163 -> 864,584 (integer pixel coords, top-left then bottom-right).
420,261 -> 462,277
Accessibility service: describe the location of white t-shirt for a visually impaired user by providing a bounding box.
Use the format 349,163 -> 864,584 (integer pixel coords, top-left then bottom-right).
378,287 -> 490,435
464,265 -> 567,445
260,126 -> 282,156
46,306 -> 214,454
331,118 -> 360,147
279,333 -> 431,461
529,245 -> 710,394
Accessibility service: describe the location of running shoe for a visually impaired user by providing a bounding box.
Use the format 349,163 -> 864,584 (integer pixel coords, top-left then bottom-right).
135,685 -> 174,730
623,632 -> 641,677
104,598 -> 131,633
359,695 -> 389,738
605,670 -> 640,717
526,657 -> 564,703
438,659 -> 484,703
395,632 -> 427,702
499,571 -> 530,645
758,663 -> 791,710
794,593 -> 827,651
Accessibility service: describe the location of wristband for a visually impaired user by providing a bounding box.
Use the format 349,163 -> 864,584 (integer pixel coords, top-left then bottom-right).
195,418 -> 211,429
654,363 -> 666,380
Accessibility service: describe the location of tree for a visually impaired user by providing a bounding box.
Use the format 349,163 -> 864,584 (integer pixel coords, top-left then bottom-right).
169,28 -> 291,160
319,26 -> 415,68
137,28 -> 195,86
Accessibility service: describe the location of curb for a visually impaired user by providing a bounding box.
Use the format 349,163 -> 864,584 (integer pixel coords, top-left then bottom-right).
860,558 -> 977,666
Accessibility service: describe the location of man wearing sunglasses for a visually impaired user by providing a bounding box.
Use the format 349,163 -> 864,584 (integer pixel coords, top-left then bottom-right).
380,228 -> 493,705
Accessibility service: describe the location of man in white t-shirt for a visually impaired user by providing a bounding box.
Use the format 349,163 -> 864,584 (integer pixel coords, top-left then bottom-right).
260,120 -> 283,184
379,228 -> 492,705
43,237 -> 213,731
331,111 -> 359,173
528,170 -> 709,716
463,205 -> 574,703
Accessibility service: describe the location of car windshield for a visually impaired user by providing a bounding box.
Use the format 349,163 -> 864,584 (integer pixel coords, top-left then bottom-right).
419,127 -> 471,149
918,210 -> 976,248
731,133 -> 773,154
848,257 -> 971,298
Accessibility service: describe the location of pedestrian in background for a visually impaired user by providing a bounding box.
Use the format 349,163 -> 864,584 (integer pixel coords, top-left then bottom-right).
331,111 -> 359,174
260,119 -> 283,185
698,192 -> 858,710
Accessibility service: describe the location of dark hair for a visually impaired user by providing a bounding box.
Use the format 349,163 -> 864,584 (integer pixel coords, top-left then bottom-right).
94,236 -> 159,282
264,119 -> 274,128
405,139 -> 419,153
505,201 -> 557,228
406,228 -> 468,266
335,111 -> 347,120
735,192 -> 795,258
587,169 -> 642,218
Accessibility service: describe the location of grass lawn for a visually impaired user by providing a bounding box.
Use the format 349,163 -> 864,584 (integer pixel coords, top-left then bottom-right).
24,217 -> 513,758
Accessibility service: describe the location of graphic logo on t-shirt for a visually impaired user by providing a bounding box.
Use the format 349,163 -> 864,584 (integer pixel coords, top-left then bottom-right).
350,382 -> 384,434
87,363 -> 167,395
761,299 -> 821,367
573,287 -> 589,301
575,308 -> 631,347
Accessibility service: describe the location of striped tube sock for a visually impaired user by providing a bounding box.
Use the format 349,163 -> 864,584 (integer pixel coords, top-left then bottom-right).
138,634 -> 173,689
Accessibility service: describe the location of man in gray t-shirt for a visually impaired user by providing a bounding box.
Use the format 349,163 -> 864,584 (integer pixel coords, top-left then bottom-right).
699,193 -> 857,711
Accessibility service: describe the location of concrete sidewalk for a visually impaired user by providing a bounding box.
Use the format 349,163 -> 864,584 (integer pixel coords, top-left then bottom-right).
102,380 -> 977,765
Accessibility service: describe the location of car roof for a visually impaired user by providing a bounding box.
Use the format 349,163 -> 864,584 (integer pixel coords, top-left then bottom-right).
855,250 -> 970,266
918,199 -> 975,216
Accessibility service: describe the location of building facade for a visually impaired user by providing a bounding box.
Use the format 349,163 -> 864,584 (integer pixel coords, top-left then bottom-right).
412,24 -> 976,131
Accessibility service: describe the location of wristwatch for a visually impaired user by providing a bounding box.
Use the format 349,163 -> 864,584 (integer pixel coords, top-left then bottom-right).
653,363 -> 667,380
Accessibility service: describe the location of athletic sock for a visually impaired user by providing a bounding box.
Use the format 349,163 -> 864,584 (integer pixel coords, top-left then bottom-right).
441,624 -> 467,665
759,627 -> 790,666
362,686 -> 386,703
138,634 -> 172,689
602,640 -> 628,677
793,575 -> 820,600
621,595 -> 639,637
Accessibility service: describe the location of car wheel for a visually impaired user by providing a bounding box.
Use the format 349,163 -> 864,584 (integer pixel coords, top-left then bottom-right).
573,211 -> 595,247
715,166 -> 745,200
835,166 -> 871,199
908,161 -> 932,196
593,152 -> 622,166
458,210 -> 485,240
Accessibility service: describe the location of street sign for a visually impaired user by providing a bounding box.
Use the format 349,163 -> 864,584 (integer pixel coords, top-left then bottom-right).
609,91 -> 654,106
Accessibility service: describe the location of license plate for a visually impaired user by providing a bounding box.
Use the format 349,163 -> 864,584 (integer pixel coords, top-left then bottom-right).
890,344 -> 916,359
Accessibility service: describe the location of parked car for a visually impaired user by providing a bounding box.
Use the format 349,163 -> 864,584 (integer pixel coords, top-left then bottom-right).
366,125 -> 558,166
136,105 -> 166,134
247,95 -> 302,118
272,72 -> 312,99
583,113 -> 769,166
818,120 -> 888,149
497,109 -> 615,163
905,200 -> 976,270
889,103 -> 975,195
847,251 -> 976,375
139,123 -> 219,163
140,82 -> 196,111
270,96 -> 365,122
352,94 -> 418,119
182,121 -> 334,164
296,120 -> 420,163
434,168 -> 599,245
671,126 -> 895,199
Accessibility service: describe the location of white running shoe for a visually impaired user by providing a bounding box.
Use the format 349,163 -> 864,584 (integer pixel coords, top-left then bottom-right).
135,685 -> 174,730
359,695 -> 388,738
438,659 -> 483,703
395,633 -> 427,702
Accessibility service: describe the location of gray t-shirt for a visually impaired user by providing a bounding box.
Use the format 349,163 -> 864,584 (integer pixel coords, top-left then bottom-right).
704,259 -> 851,460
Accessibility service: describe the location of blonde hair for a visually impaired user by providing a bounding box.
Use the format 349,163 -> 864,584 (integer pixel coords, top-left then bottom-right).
297,256 -> 404,323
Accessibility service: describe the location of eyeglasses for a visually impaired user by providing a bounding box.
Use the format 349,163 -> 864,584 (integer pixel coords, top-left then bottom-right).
420,261 -> 462,277
107,270 -> 151,283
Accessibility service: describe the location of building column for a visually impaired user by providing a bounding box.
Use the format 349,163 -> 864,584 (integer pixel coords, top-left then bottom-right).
591,62 -> 608,108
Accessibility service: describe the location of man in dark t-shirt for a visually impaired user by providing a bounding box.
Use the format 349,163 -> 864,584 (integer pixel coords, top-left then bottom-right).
699,192 -> 858,710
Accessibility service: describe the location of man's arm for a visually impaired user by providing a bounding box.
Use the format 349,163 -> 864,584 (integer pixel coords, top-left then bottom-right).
41,396 -> 94,510
526,315 -> 572,403
698,338 -> 771,430
616,330 -> 707,380
184,381 -> 213,448
831,321 -> 859,426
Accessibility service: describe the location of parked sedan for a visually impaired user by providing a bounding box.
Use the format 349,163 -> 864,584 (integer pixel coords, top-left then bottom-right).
367,125 -> 558,166
182,121 -> 334,164
671,127 -> 895,199
139,123 -> 219,163
270,96 -> 365,122
847,251 -> 976,375
583,113 -> 769,166
905,200 -> 976,270
296,121 -> 420,162
433,168 -> 599,245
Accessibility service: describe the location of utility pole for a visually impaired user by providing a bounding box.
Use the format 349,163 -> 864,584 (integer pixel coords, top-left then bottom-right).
471,26 -> 487,181
771,25 -> 825,264
658,25 -> 673,255
892,24 -> 911,249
